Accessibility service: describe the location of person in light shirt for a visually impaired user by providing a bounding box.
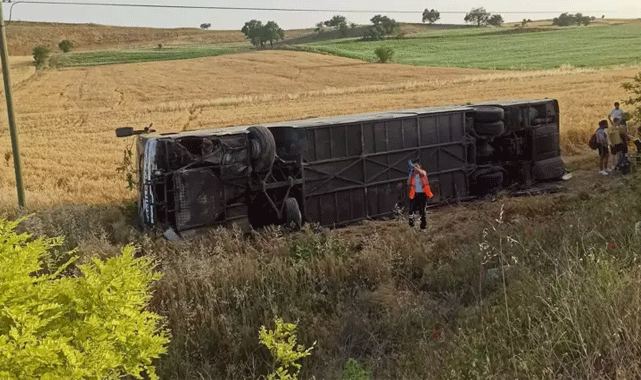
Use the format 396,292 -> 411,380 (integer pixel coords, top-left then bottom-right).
609,102 -> 625,126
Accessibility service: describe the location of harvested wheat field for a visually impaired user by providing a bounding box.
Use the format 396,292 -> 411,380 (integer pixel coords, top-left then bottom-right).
0,49 -> 639,208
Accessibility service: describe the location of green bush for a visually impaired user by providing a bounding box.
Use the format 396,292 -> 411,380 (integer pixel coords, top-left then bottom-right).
259,317 -> 315,380
341,358 -> 370,380
0,218 -> 168,379
374,46 -> 394,63
32,45 -> 50,69
58,39 -> 73,53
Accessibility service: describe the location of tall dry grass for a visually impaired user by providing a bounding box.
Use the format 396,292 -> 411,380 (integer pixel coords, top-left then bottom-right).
11,160 -> 641,379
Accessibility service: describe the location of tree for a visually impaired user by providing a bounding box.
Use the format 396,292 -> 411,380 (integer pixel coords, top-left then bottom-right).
488,14 -> 504,27
241,20 -> 284,48
241,19 -> 265,47
58,39 -> 73,53
262,21 -> 284,47
552,13 -> 576,26
521,18 -> 531,27
464,7 -> 490,26
324,15 -> 347,29
422,9 -> 440,24
338,22 -> 349,37
362,25 -> 383,41
622,72 -> 641,123
32,45 -> 50,69
323,15 -> 349,37
315,21 -> 326,34
200,23 -> 211,30
370,15 -> 398,35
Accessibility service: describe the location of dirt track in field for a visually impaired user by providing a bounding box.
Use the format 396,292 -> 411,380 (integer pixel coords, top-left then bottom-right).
0,50 -> 638,208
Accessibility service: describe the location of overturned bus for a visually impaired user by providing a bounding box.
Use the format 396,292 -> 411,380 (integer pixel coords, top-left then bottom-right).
117,98 -> 565,235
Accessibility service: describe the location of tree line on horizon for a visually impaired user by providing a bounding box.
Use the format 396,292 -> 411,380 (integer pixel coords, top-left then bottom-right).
237,8 -> 601,47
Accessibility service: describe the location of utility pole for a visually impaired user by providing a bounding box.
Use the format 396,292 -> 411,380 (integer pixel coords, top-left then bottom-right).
0,0 -> 26,208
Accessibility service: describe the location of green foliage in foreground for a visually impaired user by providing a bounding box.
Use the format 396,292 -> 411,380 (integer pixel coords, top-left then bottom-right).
50,44 -> 249,68
0,219 -> 168,379
305,24 -> 641,69
259,318 -> 315,380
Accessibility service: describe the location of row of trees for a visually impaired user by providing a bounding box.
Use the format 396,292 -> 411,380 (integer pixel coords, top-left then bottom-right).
552,13 -> 595,26
315,15 -> 357,37
239,9 -> 602,48
422,7 -> 503,26
423,8 -> 598,27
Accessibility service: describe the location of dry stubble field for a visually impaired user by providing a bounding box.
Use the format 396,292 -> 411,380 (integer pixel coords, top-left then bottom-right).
0,50 -> 639,209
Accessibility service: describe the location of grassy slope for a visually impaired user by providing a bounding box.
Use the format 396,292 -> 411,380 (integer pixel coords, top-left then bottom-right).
47,22 -> 641,70
306,24 -> 641,69
51,43 -> 249,67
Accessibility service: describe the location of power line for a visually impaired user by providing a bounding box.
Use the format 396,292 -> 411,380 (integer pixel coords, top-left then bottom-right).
3,1 -> 618,15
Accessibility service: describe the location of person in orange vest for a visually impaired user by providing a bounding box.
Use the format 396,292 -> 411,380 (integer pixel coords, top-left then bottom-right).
407,161 -> 433,230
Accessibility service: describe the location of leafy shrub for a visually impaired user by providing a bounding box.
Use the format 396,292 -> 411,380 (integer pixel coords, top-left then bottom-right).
0,218 -> 168,379
374,46 -> 394,63
32,45 -> 50,69
341,358 -> 370,380
259,317 -> 315,380
58,39 -> 73,53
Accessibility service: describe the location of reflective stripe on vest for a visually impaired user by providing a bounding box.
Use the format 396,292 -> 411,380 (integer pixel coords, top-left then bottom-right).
409,168 -> 434,199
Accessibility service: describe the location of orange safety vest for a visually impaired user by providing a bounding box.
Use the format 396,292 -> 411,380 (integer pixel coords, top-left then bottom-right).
409,168 -> 434,199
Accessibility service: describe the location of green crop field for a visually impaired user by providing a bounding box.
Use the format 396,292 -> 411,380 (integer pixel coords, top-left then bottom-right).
51,43 -> 250,67
305,24 -> 641,70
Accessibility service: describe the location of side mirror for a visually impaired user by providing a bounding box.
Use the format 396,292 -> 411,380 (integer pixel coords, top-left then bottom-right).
116,125 -> 156,138
116,127 -> 134,137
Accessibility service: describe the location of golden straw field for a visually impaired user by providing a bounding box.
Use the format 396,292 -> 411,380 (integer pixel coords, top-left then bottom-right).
0,50 -> 639,208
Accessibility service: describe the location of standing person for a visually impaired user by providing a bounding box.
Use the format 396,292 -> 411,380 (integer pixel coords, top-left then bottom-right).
610,118 -> 628,170
408,161 -> 433,230
616,118 -> 630,173
609,102 -> 625,126
596,120 -> 610,175
607,117 -> 623,171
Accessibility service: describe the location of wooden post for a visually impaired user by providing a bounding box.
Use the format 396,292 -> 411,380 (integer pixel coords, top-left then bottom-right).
0,1 -> 26,208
